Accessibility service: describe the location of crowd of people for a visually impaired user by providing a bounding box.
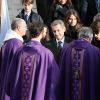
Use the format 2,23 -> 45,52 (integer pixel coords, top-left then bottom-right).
0,0 -> 100,100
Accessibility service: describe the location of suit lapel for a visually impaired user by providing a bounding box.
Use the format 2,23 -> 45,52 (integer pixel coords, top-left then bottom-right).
52,39 -> 58,50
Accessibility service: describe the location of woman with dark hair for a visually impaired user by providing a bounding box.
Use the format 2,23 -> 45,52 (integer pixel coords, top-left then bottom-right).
64,9 -> 82,40
47,0 -> 73,25
91,20 -> 100,48
47,0 -> 73,38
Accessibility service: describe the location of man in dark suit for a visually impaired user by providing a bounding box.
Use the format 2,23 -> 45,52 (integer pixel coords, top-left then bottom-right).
80,0 -> 100,26
44,19 -> 72,63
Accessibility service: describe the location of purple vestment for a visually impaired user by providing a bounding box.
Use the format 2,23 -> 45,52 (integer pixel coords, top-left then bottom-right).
57,39 -> 100,100
5,41 -> 59,100
0,38 -> 23,100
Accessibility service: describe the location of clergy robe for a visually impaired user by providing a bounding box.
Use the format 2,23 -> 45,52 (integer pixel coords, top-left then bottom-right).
0,30 -> 23,100
16,9 -> 43,43
5,40 -> 60,100
57,39 -> 100,100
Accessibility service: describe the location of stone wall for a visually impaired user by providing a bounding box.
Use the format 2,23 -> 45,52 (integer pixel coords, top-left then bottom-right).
8,0 -> 37,22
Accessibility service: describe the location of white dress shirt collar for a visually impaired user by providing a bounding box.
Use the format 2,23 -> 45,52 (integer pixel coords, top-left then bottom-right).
56,36 -> 65,47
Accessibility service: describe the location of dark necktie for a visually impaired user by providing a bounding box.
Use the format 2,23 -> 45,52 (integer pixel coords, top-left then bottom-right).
58,41 -> 62,51
24,14 -> 28,22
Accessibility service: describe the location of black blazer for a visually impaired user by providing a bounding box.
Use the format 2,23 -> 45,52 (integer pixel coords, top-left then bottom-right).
43,36 -> 72,63
16,9 -> 43,24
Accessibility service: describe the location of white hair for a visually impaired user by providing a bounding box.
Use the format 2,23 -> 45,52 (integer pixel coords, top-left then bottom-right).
78,27 -> 93,41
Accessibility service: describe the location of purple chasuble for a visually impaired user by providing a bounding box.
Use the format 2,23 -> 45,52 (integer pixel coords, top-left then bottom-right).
0,39 -> 23,100
5,41 -> 59,100
71,48 -> 84,100
57,39 -> 100,100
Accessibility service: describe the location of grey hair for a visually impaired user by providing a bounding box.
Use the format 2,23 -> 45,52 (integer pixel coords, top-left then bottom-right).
93,13 -> 100,22
51,19 -> 66,31
78,27 -> 93,41
11,18 -> 25,30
